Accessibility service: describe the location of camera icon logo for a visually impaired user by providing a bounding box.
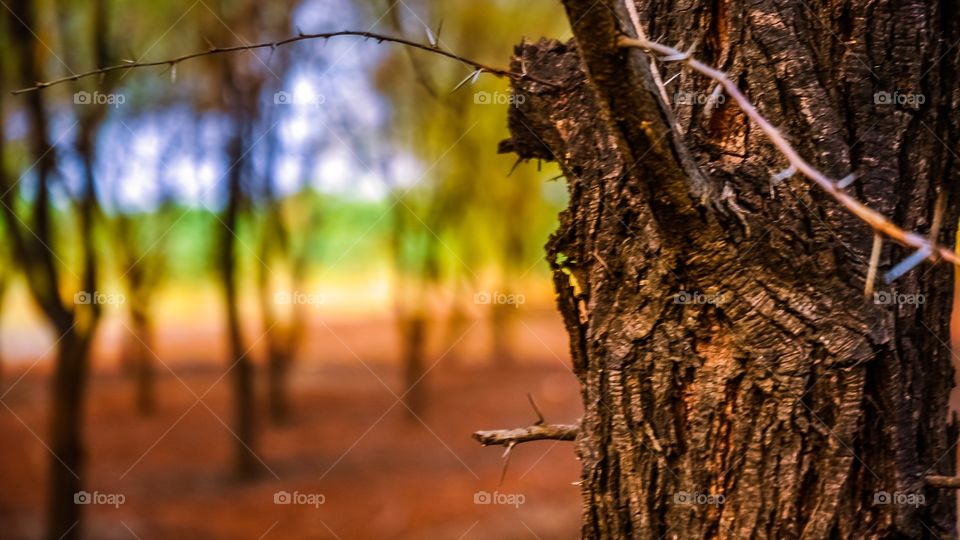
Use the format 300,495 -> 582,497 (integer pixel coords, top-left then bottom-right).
473,490 -> 491,504
274,292 -> 292,304
273,491 -> 291,504
873,291 -> 892,305
474,91 -> 491,105
274,91 -> 292,105
73,91 -> 91,105
673,491 -> 691,504
873,491 -> 891,505
874,91 -> 891,105
74,291 -> 92,304
473,292 -> 491,305
74,491 -> 91,505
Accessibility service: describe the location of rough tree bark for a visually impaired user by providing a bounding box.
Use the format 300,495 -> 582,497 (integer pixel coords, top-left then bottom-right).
498,0 -> 960,537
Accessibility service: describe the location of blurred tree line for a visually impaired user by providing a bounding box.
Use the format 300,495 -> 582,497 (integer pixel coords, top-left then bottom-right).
0,0 -> 568,538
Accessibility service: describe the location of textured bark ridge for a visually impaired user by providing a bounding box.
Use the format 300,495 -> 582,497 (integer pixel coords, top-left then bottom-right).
501,0 -> 960,537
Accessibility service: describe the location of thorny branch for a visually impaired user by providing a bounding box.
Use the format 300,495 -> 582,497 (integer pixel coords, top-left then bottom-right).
473,395 -> 578,447
11,30 -> 555,95
16,26 -> 953,285
617,35 -> 960,282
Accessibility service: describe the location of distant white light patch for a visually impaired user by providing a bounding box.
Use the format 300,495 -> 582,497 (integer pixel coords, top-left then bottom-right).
276,155 -> 303,196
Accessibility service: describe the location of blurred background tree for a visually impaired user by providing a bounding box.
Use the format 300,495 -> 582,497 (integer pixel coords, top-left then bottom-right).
0,0 -> 575,538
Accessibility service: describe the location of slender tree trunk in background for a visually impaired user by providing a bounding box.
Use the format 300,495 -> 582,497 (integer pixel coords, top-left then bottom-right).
500,0 -> 960,536
491,193 -> 527,366
48,328 -> 89,540
130,308 -> 155,416
266,347 -> 292,423
489,302 -> 516,367
3,3 -> 101,538
490,234 -> 522,367
0,273 -> 6,385
443,293 -> 470,368
404,237 -> 440,418
402,312 -> 428,418
256,183 -> 302,425
220,131 -> 259,479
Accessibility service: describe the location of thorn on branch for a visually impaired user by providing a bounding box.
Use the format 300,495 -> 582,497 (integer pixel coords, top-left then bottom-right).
424,24 -> 437,48
708,83 -> 723,102
837,172 -> 858,189
451,69 -> 481,93
884,246 -> 932,283
498,442 -> 515,486
661,51 -> 690,62
772,164 -> 797,184
864,233 -> 882,299
527,393 -> 545,424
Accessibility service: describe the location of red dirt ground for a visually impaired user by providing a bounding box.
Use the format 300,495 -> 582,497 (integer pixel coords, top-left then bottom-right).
0,312 -> 583,539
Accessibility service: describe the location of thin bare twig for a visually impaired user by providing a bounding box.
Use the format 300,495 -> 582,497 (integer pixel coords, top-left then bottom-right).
473,423 -> 579,446
13,30 -> 555,95
617,35 -> 960,271
864,233 -> 882,298
926,475 -> 960,489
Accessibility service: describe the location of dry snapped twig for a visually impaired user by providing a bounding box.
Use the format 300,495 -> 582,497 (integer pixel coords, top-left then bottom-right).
473,423 -> 580,446
925,475 -> 960,489
617,35 -> 960,277
473,394 -> 579,447
12,30 -> 555,95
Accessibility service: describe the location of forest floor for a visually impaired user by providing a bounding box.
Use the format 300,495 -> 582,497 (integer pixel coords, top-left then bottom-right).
0,312 -> 583,539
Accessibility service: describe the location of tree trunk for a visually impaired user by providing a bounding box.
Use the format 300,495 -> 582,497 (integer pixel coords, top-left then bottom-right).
266,347 -> 292,424
130,308 -> 155,416
0,273 -> 6,385
501,0 -> 960,537
490,301 -> 516,366
47,328 -> 89,540
402,312 -> 428,418
220,131 -> 259,479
